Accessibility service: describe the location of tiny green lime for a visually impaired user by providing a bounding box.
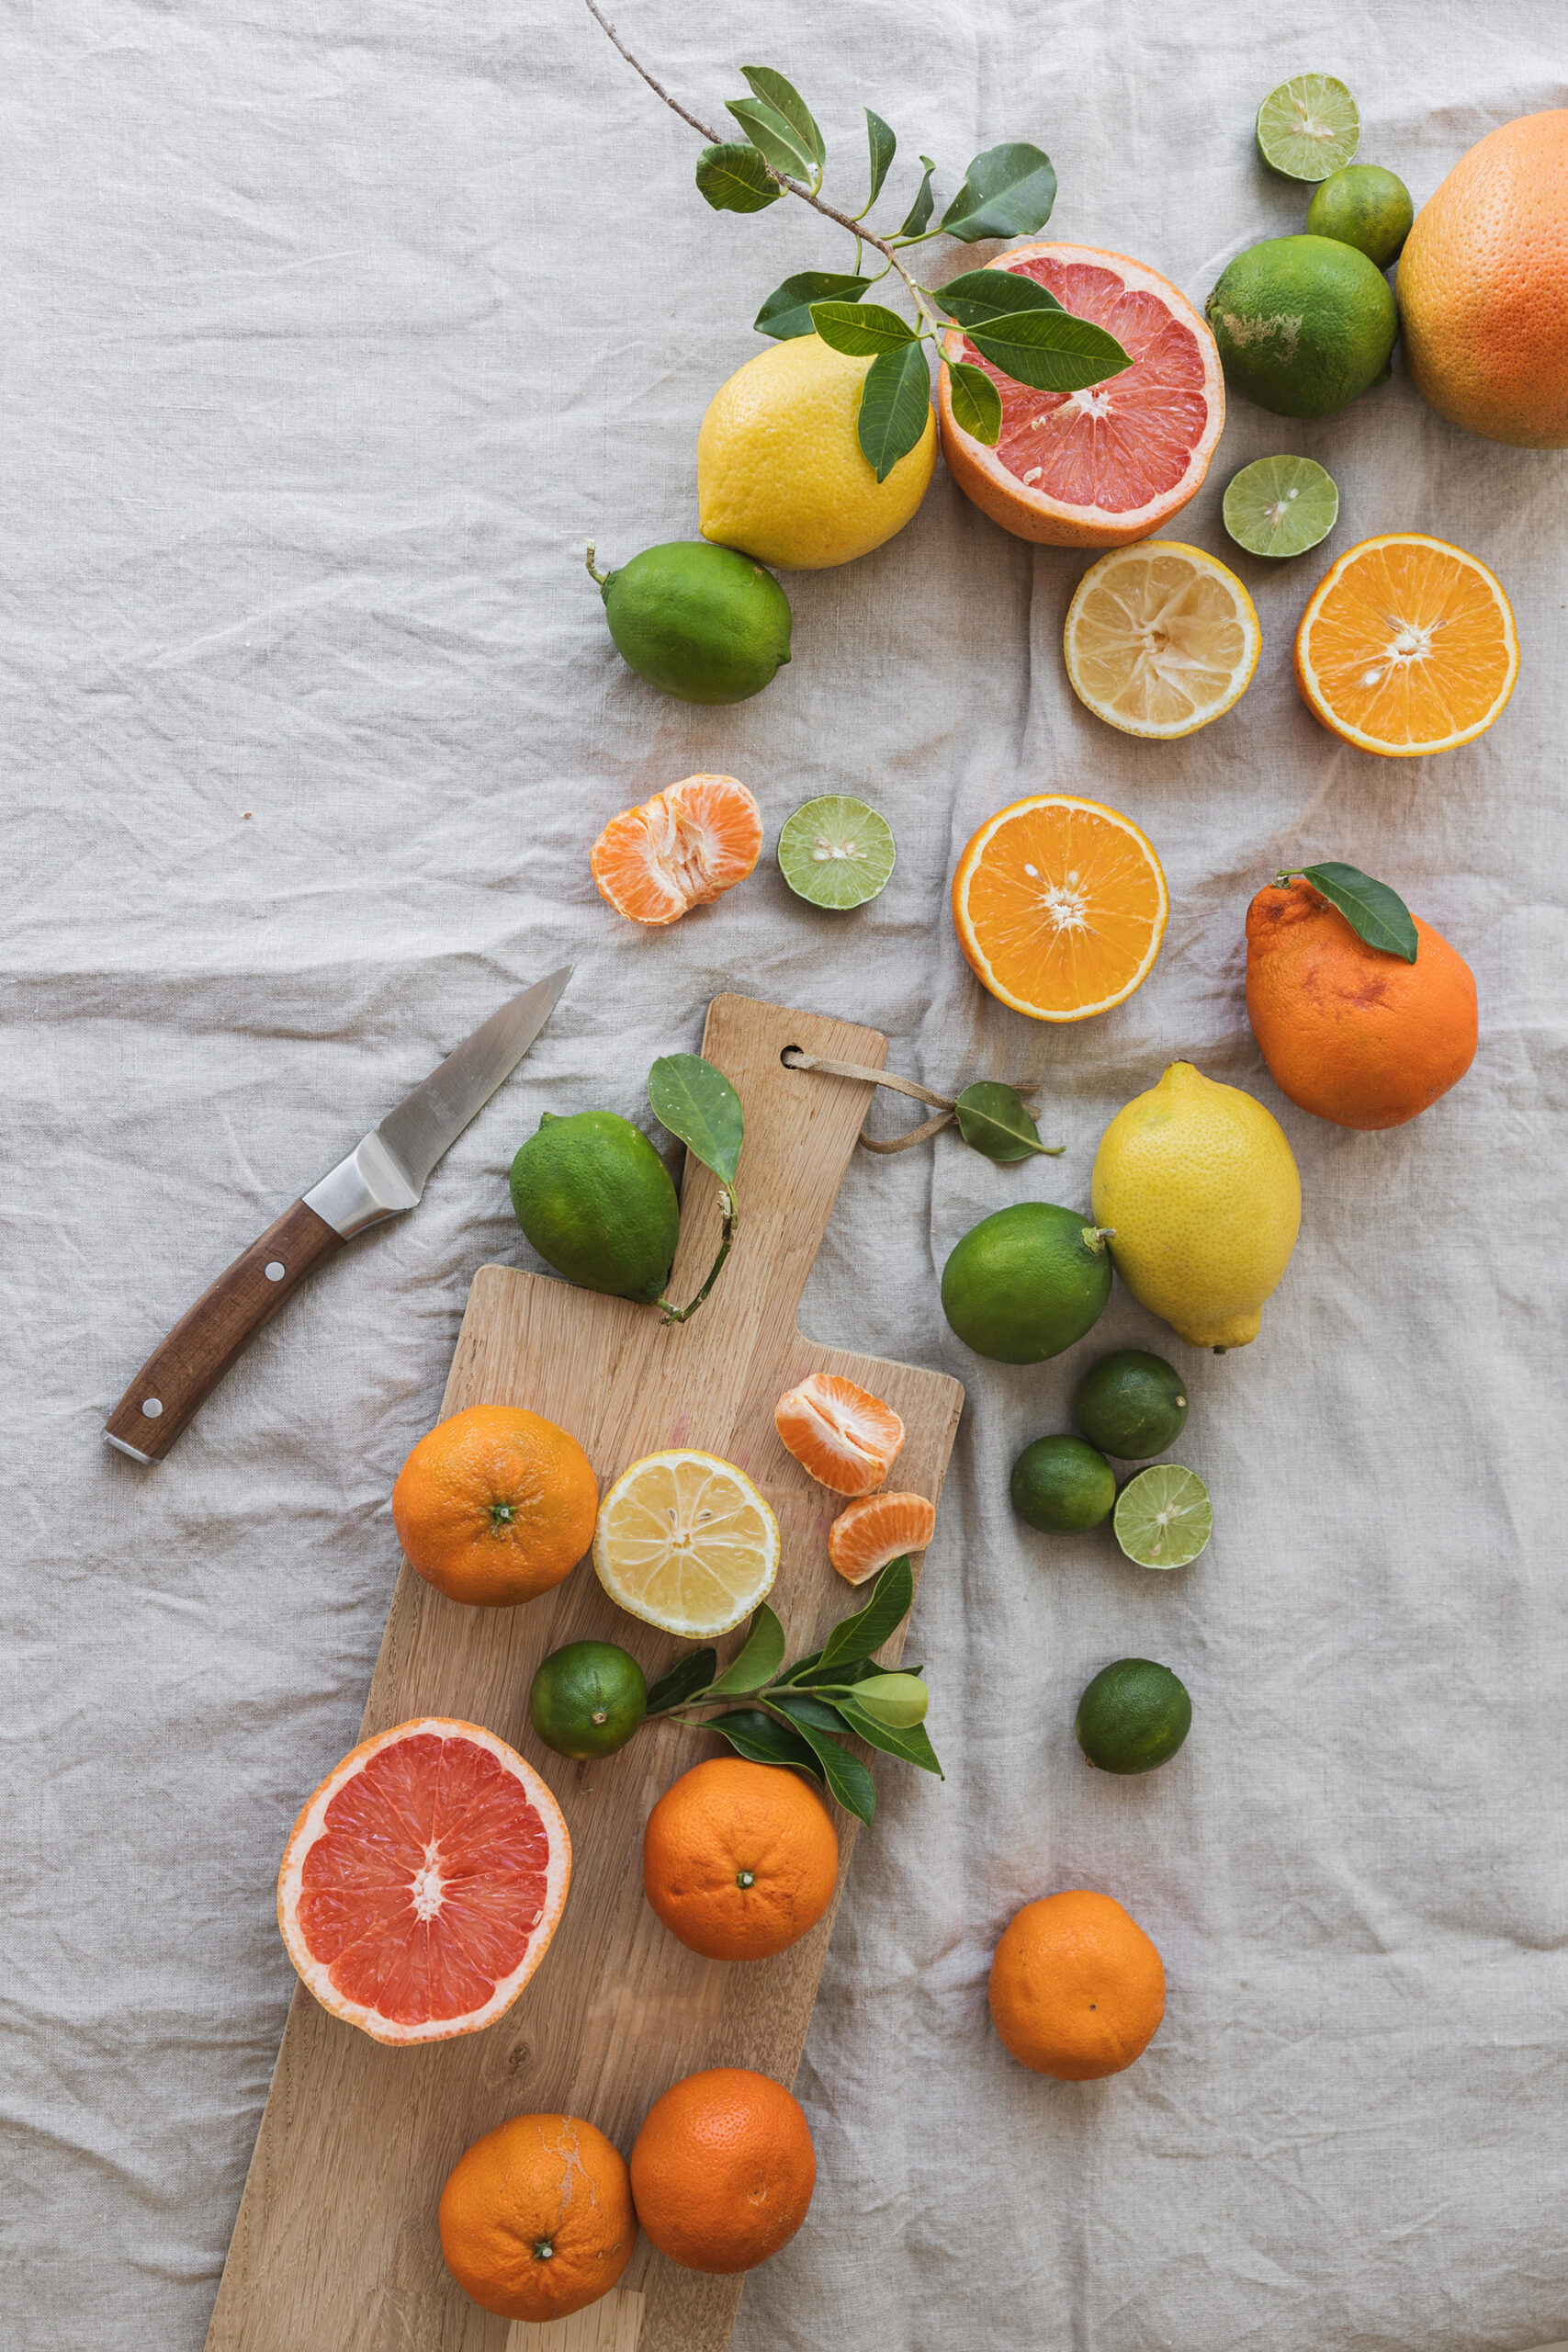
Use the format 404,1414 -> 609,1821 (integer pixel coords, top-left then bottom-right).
529,1640 -> 649,1760
1113,1465 -> 1212,1569
1072,1350 -> 1190,1459
1076,1657 -> 1191,1774
1010,1435 -> 1116,1533
1223,456 -> 1339,559
777,796 -> 897,910
1255,74 -> 1360,181
1306,164 -> 1414,269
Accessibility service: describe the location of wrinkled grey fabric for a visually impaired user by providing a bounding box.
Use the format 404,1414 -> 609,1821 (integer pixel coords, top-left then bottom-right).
4,0 -> 1565,2346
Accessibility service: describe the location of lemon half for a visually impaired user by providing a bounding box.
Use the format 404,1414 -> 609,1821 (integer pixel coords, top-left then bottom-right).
1064,542 -> 1260,740
592,1450 -> 779,1638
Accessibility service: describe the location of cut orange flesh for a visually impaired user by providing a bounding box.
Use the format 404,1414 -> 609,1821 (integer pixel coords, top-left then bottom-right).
774,1372 -> 905,1497
953,795 -> 1168,1023
592,774 -> 762,924
828,1491 -> 937,1586
1294,534 -> 1519,756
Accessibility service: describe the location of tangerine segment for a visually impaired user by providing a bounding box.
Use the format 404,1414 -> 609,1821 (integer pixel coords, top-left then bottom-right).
953,794 -> 1168,1023
591,773 -> 762,925
1293,533 -> 1518,756
277,1718 -> 571,2046
593,1450 -> 779,1637
1065,542 -> 1260,739
774,1372 -> 905,1496
828,1490 -> 936,1586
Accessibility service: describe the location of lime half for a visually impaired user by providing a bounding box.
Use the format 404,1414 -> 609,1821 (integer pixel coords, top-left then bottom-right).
1255,75 -> 1360,181
778,795 -> 896,910
1223,456 -> 1339,559
1113,1465 -> 1212,1570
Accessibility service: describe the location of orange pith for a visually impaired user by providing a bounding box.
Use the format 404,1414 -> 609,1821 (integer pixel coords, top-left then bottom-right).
629,2067 -> 817,2276
952,795 -> 1168,1022
276,1717 -> 571,2045
591,773 -> 761,924
987,1889 -> 1166,2080
827,1490 -> 936,1586
390,1404 -> 598,1608
773,1372 -> 905,1497
643,1756 -> 840,1962
1293,534 -> 1518,757
439,2112 -> 637,2323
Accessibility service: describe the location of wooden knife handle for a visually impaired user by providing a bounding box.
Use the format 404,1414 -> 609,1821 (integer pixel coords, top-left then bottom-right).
104,1198 -> 344,1462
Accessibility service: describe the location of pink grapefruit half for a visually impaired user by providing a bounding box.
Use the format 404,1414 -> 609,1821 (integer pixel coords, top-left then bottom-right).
939,243 -> 1224,548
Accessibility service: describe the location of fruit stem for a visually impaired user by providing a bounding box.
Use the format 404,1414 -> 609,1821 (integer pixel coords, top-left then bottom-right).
584,541 -> 609,588
1274,868 -> 1300,888
1081,1227 -> 1115,1254
657,1185 -> 739,1326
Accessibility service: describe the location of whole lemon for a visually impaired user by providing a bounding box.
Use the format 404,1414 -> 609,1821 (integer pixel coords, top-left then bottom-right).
1090,1062 -> 1301,1351
697,334 -> 936,571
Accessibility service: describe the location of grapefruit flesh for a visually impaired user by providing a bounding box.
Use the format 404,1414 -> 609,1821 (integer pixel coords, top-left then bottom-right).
277,1717 -> 571,2045
940,244 -> 1224,547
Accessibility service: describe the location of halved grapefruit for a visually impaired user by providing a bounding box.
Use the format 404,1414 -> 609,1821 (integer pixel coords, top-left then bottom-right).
938,245 -> 1224,548
277,1717 -> 571,2046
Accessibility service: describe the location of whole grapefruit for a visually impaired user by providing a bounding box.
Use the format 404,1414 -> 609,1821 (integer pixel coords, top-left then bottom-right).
1397,110 -> 1568,447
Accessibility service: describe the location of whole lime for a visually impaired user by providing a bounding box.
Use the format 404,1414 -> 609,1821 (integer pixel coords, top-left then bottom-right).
530,1640 -> 649,1760
1205,235 -> 1397,417
593,540 -> 792,706
1306,164 -> 1414,270
1010,1435 -> 1116,1533
1072,1350 -> 1189,1460
1076,1658 -> 1191,1775
510,1110 -> 680,1304
941,1203 -> 1112,1365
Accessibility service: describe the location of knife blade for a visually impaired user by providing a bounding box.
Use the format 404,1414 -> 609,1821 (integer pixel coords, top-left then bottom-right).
103,966 -> 571,1464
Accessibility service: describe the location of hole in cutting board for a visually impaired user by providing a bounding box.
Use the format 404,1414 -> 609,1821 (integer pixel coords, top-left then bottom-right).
780,1044 -> 805,1067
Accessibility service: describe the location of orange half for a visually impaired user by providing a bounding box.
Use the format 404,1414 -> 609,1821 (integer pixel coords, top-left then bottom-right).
952,795 -> 1168,1023
1294,534 -> 1518,758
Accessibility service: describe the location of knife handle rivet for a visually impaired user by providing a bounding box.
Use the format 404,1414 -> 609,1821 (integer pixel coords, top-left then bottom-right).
141,1398 -> 164,1419
265,1262 -> 286,1283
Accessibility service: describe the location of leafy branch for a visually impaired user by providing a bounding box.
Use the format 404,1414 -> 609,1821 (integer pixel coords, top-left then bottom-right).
648,1053 -> 742,1322
582,2 -> 1133,479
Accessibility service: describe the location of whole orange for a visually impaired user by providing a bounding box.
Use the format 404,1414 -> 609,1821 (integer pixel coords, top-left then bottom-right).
1397,110 -> 1568,447
629,2067 -> 816,2274
987,1890 -> 1165,2080
391,1404 -> 597,1607
1246,879 -> 1477,1130
643,1757 -> 839,1962
438,2111 -> 637,2322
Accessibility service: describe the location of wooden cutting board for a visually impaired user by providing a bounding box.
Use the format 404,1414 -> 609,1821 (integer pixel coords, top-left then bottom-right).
205,993 -> 965,2352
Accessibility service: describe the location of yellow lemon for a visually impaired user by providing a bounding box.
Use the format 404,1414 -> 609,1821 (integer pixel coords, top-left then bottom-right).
697,334 -> 936,571
1091,1063 -> 1301,1351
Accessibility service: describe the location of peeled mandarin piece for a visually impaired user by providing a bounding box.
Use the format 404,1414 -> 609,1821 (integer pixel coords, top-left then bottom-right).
828,1490 -> 936,1585
774,1372 -> 905,1496
591,774 -> 762,924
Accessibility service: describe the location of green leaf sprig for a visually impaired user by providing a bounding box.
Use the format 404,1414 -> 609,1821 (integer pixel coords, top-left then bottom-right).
1277,863 -> 1419,963
583,1 -> 1133,481
648,1053 -> 743,1322
643,1557 -> 941,1825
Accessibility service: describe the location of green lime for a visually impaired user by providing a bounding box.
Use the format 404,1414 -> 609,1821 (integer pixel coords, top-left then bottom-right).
1076,1657 -> 1191,1774
1072,1350 -> 1190,1460
529,1641 -> 648,1760
592,540 -> 792,706
510,1109 -> 680,1304
1010,1435 -> 1116,1533
1222,456 -> 1340,560
941,1203 -> 1112,1365
1255,74 -> 1360,181
1206,236 -> 1396,418
1305,164 -> 1414,269
777,796 -> 897,910
1113,1465 -> 1213,1570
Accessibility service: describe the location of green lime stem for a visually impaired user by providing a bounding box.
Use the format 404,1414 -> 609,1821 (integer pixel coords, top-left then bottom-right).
657,1186 -> 739,1326
584,542 -> 609,589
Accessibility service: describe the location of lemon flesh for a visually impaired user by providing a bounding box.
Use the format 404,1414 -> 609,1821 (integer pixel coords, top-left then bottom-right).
1063,543 -> 1260,739
592,1450 -> 779,1637
1091,1061 -> 1301,1350
698,334 -> 936,571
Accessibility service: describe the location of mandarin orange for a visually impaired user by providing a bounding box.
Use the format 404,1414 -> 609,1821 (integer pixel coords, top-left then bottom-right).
643,1757 -> 839,1962
391,1404 -> 597,1607
439,2111 -> 637,2322
591,773 -> 761,925
827,1489 -> 936,1586
988,1889 -> 1166,2080
774,1372 -> 904,1497
629,2067 -> 816,2274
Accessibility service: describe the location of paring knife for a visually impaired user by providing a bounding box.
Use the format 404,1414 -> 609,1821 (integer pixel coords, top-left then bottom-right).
104,966 -> 572,1464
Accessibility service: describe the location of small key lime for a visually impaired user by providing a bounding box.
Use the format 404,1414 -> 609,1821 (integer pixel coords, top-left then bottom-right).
591,540 -> 792,706
529,1640 -> 649,1760
777,796 -> 897,909
1072,1350 -> 1190,1460
1010,1435 -> 1116,1533
1255,74 -> 1360,181
1076,1658 -> 1191,1774
941,1203 -> 1113,1365
1222,456 -> 1339,560
1306,164 -> 1414,269
1113,1465 -> 1213,1570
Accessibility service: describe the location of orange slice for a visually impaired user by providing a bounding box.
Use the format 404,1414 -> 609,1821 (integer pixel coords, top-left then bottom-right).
774,1373 -> 905,1497
591,774 -> 762,925
828,1491 -> 937,1586
1293,533 -> 1519,757
952,795 -> 1168,1023
277,1717 -> 571,2045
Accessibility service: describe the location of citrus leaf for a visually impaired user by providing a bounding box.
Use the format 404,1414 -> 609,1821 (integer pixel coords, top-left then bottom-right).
815,1555 -> 914,1670
864,108 -> 897,208
645,1647 -> 718,1713
940,142 -> 1057,242
791,1653 -> 882,1690
809,300 -> 918,356
648,1053 -> 744,1187
857,342 -> 931,482
739,65 -> 824,167
944,359 -> 1002,445
935,267 -> 1064,326
836,1697 -> 944,1777
1301,862 -> 1418,962
769,1690 -> 846,1734
954,1080 -> 1062,1162
897,154 -> 936,236
695,141 -> 783,214
967,307 -> 1131,394
705,1602 -> 786,1695
727,96 -> 816,180
768,1703 -> 877,1821
756,270 -> 872,341
705,1707 -> 826,1783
